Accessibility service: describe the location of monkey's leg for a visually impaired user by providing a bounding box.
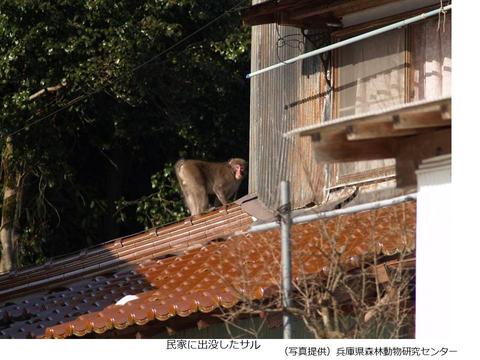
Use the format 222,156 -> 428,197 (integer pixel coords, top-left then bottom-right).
213,197 -> 222,208
213,187 -> 238,207
183,191 -> 198,216
213,185 -> 229,206
189,188 -> 209,215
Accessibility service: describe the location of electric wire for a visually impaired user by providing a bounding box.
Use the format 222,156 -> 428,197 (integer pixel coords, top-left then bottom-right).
5,0 -> 250,138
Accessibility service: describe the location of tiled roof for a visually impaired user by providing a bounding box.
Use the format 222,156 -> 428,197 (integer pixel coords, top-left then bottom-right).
0,201 -> 415,339
0,204 -> 251,303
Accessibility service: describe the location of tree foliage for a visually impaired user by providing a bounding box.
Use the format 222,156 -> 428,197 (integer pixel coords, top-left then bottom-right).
0,0 -> 250,267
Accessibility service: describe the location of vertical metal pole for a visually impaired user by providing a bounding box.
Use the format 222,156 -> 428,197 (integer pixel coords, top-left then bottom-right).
280,180 -> 292,339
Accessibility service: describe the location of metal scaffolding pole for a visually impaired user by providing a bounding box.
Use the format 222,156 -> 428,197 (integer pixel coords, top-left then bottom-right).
249,193 -> 417,233
280,181 -> 292,339
246,4 -> 452,79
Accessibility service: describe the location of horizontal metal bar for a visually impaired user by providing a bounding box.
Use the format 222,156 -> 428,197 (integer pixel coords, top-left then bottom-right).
248,193 -> 417,233
246,4 -> 451,79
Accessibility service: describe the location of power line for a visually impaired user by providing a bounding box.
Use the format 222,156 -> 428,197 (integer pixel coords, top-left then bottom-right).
7,91 -> 96,137
6,0 -> 250,138
131,0 -> 249,73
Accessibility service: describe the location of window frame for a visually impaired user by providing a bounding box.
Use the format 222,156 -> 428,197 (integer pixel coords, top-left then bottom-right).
325,5 -> 446,188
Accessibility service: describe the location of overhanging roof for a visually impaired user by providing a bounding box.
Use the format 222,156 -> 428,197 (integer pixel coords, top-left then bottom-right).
0,200 -> 415,339
242,0 -> 402,27
285,97 -> 451,188
285,97 -> 451,139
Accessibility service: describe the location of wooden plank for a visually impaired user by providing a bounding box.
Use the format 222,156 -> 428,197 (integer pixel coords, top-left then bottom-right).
312,137 -> 397,162
242,13 -> 276,26
291,98 -> 451,138
395,128 -> 451,188
441,103 -> 451,120
244,0 -> 401,26
334,165 -> 396,188
346,122 -> 419,141
405,25 -> 412,101
395,158 -> 417,188
393,110 -> 449,130
300,114 -> 395,138
243,0 -> 303,25
276,16 -> 337,29
311,127 -> 450,174
290,0 -> 400,21
248,22 -> 327,210
332,3 -> 442,38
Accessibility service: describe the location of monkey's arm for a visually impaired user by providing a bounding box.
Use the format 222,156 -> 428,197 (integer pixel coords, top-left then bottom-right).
213,189 -> 238,207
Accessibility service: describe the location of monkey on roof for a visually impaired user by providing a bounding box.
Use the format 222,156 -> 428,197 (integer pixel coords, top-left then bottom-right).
175,158 -> 247,216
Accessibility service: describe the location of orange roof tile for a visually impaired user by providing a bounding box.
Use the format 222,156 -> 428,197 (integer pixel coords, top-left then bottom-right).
0,201 -> 415,339
0,204 -> 251,302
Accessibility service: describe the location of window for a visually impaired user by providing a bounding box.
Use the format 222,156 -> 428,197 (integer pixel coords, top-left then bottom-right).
328,12 -> 451,188
335,29 -> 406,117
410,13 -> 451,101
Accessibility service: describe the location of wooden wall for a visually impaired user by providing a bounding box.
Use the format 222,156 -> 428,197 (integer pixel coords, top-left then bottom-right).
249,17 -> 328,210
248,1 -> 451,209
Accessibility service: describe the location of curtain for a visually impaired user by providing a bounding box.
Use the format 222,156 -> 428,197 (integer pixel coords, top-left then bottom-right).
331,29 -> 406,186
337,28 -> 406,117
411,13 -> 451,100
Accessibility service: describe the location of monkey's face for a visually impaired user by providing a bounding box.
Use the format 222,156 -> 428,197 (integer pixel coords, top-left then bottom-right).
234,164 -> 246,180
229,159 -> 247,180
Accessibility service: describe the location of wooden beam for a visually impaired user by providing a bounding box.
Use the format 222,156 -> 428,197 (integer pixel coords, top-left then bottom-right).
242,13 -> 276,26
310,125 -> 450,177
290,0 -> 400,21
440,103 -> 451,121
242,0 -> 298,25
244,9 -> 336,28
294,98 -> 451,139
346,122 -> 419,141
395,128 -> 451,188
276,16 -> 336,29
332,3 -> 444,38
312,137 -> 397,162
243,0 -> 401,26
393,110 -> 450,130
395,158 -> 418,188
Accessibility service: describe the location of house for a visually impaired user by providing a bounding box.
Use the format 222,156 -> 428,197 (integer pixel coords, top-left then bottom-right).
244,0 -> 451,339
0,0 -> 451,339
0,199 -> 416,338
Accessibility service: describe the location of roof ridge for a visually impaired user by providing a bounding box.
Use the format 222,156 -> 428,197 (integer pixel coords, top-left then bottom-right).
0,204 -> 252,302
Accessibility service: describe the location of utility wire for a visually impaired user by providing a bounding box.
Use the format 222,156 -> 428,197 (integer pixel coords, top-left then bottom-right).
130,0 -> 249,73
6,0 -> 250,138
7,91 -> 95,137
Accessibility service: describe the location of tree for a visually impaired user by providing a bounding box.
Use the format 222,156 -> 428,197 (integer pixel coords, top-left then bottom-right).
0,0 -> 250,270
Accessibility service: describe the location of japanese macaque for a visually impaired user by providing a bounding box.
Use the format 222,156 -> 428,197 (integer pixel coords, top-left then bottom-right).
175,158 -> 247,216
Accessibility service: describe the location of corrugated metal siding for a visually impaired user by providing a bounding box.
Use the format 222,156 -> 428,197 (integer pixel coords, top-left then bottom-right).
248,2 -> 450,208
249,19 -> 327,209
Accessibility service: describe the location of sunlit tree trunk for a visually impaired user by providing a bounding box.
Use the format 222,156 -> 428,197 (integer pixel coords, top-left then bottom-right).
1,137 -> 21,272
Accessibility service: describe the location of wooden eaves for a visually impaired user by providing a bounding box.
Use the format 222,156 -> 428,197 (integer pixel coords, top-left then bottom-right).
284,97 -> 451,188
242,0 -> 402,28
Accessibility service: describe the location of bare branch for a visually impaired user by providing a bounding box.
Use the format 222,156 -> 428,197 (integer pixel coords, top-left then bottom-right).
29,83 -> 66,101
